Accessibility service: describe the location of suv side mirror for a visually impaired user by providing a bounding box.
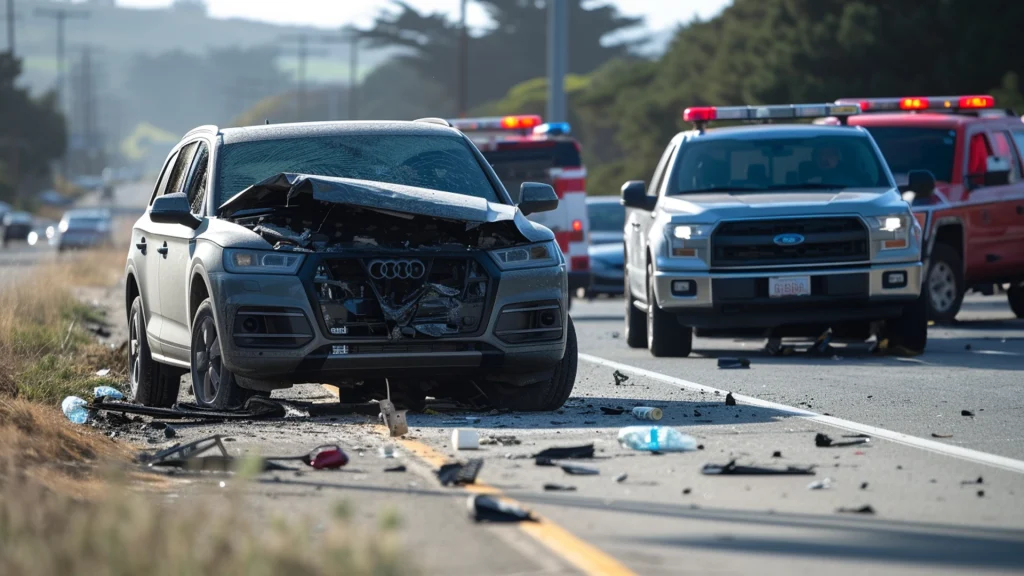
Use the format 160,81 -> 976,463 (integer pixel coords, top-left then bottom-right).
905,170 -> 936,198
621,180 -> 656,211
518,182 -> 558,216
150,192 -> 201,229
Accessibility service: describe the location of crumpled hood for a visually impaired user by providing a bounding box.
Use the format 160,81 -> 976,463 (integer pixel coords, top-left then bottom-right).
658,188 -> 904,221
218,172 -> 550,244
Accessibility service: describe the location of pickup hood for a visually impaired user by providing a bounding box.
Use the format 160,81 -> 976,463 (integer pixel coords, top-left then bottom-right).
658,188 -> 903,221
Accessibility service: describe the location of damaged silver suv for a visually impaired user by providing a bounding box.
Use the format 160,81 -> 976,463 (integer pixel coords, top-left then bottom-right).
124,120 -> 576,411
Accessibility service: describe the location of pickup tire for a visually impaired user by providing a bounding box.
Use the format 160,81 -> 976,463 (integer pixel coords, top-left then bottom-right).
647,263 -> 692,357
190,299 -> 256,410
487,317 -> 578,411
624,265 -> 647,348
128,296 -> 181,407
926,243 -> 964,324
881,289 -> 929,355
1008,283 -> 1024,318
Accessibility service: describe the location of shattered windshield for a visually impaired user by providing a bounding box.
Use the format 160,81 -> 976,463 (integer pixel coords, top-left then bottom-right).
668,135 -> 890,194
215,134 -> 499,208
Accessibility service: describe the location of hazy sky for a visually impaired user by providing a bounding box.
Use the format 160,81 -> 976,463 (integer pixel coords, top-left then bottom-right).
115,0 -> 731,30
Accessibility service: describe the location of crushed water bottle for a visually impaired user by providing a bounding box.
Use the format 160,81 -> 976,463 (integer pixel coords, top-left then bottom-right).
62,396 -> 90,424
617,426 -> 697,452
93,386 -> 124,400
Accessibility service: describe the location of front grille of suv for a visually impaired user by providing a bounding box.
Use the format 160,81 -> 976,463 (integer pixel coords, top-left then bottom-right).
710,217 -> 869,268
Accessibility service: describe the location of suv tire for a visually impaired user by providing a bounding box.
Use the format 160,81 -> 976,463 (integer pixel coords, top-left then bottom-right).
128,296 -> 180,407
646,263 -> 692,357
487,317 -> 578,411
881,289 -> 929,355
926,243 -> 964,324
1008,283 -> 1024,318
624,265 -> 647,348
190,299 -> 255,410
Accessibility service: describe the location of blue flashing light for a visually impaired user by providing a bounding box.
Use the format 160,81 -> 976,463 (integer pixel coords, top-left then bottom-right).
534,122 -> 571,136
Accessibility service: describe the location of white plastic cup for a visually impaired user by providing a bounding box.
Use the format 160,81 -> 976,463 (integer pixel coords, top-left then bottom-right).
632,407 -> 663,421
452,429 -> 480,450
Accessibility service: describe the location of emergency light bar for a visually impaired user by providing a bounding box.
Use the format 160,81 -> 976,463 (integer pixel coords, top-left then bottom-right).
682,103 -> 861,126
835,95 -> 995,113
534,122 -> 571,136
449,115 -> 542,132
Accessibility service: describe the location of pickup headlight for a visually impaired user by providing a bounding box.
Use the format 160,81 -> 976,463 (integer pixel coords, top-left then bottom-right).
489,241 -> 559,270
876,214 -> 911,250
670,224 -> 711,257
224,249 -> 305,274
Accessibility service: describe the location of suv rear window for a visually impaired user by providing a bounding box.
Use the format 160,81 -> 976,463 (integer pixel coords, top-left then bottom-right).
482,141 -> 581,198
860,127 -> 957,183
215,135 -> 499,207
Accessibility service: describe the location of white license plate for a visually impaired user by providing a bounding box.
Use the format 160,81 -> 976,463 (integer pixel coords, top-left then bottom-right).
769,276 -> 811,298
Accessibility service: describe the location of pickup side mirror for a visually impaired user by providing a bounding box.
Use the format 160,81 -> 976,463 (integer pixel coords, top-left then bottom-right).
967,156 -> 1012,190
518,182 -> 558,216
621,180 -> 656,211
905,169 -> 936,198
150,192 -> 201,229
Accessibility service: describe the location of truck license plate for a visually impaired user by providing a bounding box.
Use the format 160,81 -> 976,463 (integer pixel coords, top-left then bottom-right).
769,276 -> 811,298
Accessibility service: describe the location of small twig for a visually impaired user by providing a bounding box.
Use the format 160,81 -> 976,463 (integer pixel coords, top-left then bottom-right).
61,320 -> 76,352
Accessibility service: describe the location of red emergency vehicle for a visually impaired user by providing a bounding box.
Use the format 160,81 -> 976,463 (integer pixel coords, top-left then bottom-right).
449,115 -> 591,306
831,95 -> 1024,322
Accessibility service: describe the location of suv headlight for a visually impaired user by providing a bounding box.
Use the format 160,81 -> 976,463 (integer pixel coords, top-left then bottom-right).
876,214 -> 911,250
669,224 -> 711,257
224,249 -> 305,274
489,241 -> 559,270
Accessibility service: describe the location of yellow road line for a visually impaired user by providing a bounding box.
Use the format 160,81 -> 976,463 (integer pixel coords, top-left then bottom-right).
320,385 -> 636,576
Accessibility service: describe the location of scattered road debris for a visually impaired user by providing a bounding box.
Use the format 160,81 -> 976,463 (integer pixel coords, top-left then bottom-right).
263,444 -> 349,470
860,482 -> 869,490
961,410 -> 975,417
561,464 -> 599,476
618,426 -> 697,452
479,435 -> 521,446
84,396 -> 286,420
808,328 -> 835,356
142,435 -> 281,472
438,459 -> 484,486
163,426 -> 177,439
931,433 -> 954,439
93,386 -> 123,400
534,444 -> 595,461
725,392 -> 737,406
613,370 -> 630,386
977,490 -> 985,498
807,477 -> 834,490
614,473 -> 628,483
600,407 -> 625,415
631,407 -> 663,421
384,465 -> 407,473
379,379 -> 408,437
544,483 -> 577,491
717,357 -> 751,369
62,396 -> 90,424
452,429 -> 480,450
468,494 -> 535,523
772,451 -> 782,458
837,505 -> 875,515
702,460 -> 815,476
379,444 -> 398,458
815,433 -> 869,448
961,476 -> 984,486
95,368 -> 111,377
766,337 -> 796,356
682,488 -> 692,495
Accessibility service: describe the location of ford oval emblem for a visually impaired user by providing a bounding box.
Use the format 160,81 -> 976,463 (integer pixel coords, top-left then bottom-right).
773,233 -> 805,246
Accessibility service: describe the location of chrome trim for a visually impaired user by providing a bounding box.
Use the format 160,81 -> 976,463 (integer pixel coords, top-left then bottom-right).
501,304 -> 560,314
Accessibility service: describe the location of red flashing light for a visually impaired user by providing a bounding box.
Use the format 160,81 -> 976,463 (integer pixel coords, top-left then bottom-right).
500,115 -> 542,130
571,219 -> 583,232
859,100 -> 872,111
958,95 -> 994,109
683,107 -> 717,122
900,97 -> 929,110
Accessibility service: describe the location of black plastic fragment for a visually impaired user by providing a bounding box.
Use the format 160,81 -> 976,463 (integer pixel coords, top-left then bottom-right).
561,464 -> 599,476
702,460 -> 815,476
961,410 -> 975,417
438,458 -> 484,486
384,465 -> 407,473
533,444 -> 594,460
600,407 -> 625,415
837,505 -> 875,515
612,370 -> 630,386
467,494 -> 535,523
717,358 -> 750,369
543,483 -> 577,491
815,433 -> 869,448
725,392 -> 737,406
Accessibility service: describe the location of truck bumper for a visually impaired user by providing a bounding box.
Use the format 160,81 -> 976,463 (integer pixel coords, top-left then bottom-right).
652,262 -> 923,329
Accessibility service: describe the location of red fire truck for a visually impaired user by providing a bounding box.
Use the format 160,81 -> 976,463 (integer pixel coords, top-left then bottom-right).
449,115 -> 591,306
830,95 -> 1024,322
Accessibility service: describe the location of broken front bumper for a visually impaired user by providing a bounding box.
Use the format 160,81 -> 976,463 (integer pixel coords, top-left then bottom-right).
651,261 -> 923,329
206,256 -> 568,387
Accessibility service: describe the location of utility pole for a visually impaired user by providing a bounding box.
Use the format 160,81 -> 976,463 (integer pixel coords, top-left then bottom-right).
345,27 -> 360,120
546,0 -> 568,123
279,33 -> 331,122
6,0 -> 14,55
36,6 -> 89,179
457,0 -> 468,117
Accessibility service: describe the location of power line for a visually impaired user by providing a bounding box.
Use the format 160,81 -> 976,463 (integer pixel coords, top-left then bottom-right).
457,0 -> 468,117
35,6 -> 90,115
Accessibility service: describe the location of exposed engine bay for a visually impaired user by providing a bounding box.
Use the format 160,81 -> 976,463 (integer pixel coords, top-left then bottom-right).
220,173 -> 540,341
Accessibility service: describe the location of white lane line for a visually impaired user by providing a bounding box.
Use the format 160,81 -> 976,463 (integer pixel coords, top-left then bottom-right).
579,353 -> 1024,475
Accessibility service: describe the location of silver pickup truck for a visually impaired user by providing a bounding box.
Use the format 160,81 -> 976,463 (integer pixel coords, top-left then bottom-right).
621,103 -> 931,357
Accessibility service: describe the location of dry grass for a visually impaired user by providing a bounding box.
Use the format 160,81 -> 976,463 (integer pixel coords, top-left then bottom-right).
58,248 -> 128,288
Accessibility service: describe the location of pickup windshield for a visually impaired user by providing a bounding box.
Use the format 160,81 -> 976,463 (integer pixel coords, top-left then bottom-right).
860,127 -> 956,183
668,135 -> 890,195
215,134 -> 499,208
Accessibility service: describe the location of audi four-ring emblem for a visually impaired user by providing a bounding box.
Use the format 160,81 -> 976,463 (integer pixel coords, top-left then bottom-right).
368,259 -> 426,280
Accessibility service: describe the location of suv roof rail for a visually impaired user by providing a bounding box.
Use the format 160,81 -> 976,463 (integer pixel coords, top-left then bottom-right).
414,117 -> 451,127
184,124 -> 219,139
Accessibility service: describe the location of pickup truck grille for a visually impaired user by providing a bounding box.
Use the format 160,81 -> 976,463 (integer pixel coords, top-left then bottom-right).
710,217 -> 868,268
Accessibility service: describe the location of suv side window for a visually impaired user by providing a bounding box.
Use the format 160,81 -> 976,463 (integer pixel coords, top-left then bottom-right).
149,150 -> 180,205
649,144 -> 677,197
991,131 -> 1021,183
184,142 -> 210,215
167,142 -> 199,197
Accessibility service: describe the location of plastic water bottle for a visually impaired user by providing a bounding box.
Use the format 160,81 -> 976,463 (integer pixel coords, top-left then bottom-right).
93,386 -> 124,400
631,407 -> 663,421
617,426 -> 697,452
62,396 -> 90,424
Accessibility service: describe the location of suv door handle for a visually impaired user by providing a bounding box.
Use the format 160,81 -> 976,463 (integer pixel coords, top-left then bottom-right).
631,222 -> 641,229
136,238 -> 146,254
156,242 -> 168,256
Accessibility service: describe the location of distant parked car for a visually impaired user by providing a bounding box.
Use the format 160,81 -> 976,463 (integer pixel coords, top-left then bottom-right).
585,197 -> 625,297
39,189 -> 74,207
56,209 -> 113,252
27,219 -> 58,248
1,211 -> 34,247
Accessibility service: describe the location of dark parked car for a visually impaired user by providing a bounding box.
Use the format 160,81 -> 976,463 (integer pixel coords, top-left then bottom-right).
56,209 -> 113,252
124,121 -> 577,412
1,211 -> 34,247
585,197 -> 625,296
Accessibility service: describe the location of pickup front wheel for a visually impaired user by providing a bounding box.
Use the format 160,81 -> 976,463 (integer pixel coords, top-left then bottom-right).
926,243 -> 964,324
646,264 -> 692,357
